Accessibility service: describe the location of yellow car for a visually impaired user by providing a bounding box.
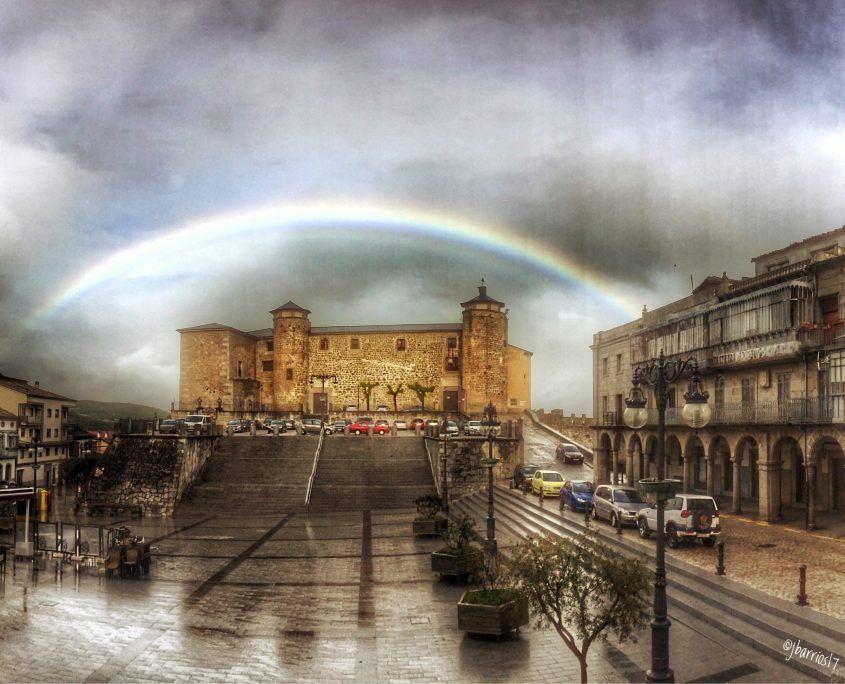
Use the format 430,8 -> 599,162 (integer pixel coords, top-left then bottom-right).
531,470 -> 565,498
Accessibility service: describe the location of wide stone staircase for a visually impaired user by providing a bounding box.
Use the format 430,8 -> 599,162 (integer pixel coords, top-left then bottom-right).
176,436 -> 318,515
307,437 -> 436,512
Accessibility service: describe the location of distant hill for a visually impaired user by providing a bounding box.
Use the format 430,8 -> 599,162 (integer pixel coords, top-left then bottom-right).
70,400 -> 170,431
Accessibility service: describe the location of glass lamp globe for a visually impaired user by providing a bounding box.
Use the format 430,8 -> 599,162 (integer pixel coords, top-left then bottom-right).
623,405 -> 648,430
682,401 -> 711,429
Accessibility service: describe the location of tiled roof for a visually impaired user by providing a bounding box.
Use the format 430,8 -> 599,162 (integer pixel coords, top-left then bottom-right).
752,225 -> 845,261
247,323 -> 462,338
270,301 -> 311,315
0,407 -> 17,420
0,375 -> 75,402
461,284 -> 504,308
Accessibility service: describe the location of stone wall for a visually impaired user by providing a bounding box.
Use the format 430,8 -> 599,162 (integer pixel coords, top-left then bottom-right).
461,307 -> 507,414
431,434 -> 523,503
536,410 -> 594,449
179,330 -> 229,411
84,435 -> 216,516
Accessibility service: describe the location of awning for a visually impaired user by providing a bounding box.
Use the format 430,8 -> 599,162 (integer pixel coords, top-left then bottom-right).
0,487 -> 35,502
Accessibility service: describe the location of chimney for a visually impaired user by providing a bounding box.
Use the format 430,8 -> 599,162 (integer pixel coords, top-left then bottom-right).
34,381 -> 39,388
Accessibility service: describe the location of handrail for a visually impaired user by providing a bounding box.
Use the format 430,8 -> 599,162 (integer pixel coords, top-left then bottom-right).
303,426 -> 326,510
422,436 -> 440,498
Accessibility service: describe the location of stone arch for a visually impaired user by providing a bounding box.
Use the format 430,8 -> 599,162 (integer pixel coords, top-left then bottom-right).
612,432 -> 626,484
643,434 -> 658,479
707,435 -> 732,497
683,434 -> 706,492
772,435 -> 804,511
665,434 -> 683,482
810,434 -> 845,512
735,435 -> 760,507
596,432 -> 614,485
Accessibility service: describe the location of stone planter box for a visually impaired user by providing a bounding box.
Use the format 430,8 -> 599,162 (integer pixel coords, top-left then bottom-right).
457,589 -> 529,636
412,517 -> 447,537
431,549 -> 481,577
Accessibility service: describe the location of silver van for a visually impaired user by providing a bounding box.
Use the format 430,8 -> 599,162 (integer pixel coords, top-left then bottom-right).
184,414 -> 213,435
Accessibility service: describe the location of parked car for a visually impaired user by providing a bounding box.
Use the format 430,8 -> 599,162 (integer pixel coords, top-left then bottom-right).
301,418 -> 331,435
239,419 -> 252,432
426,419 -> 440,431
184,414 -> 212,435
376,405 -> 388,411
330,420 -> 349,433
394,419 -> 408,430
158,419 -> 178,434
463,420 -> 483,436
592,485 -> 649,527
636,493 -> 721,547
556,443 -> 583,464
267,419 -> 287,433
348,418 -> 374,435
226,420 -> 243,433
558,480 -> 594,512
440,420 -> 459,436
531,470 -> 565,498
513,464 -> 540,490
409,418 -> 426,431
344,405 -> 359,411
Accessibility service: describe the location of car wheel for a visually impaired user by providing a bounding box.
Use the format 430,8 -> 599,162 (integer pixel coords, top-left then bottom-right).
301,430 -> 307,435
702,537 -> 716,548
666,525 -> 680,549
638,517 -> 651,539
354,429 -> 361,435
325,428 -> 332,435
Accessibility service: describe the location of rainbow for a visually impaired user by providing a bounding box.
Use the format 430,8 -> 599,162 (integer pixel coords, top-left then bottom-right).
29,199 -> 643,324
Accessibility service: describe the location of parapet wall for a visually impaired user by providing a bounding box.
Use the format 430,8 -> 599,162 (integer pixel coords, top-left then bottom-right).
85,435 -> 217,516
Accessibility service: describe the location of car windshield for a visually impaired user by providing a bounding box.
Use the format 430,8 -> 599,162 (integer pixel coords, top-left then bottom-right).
688,498 -> 717,514
565,446 -> 580,453
185,415 -> 203,423
542,472 -> 563,482
572,482 -> 594,493
162,420 -> 175,425
613,489 -> 643,503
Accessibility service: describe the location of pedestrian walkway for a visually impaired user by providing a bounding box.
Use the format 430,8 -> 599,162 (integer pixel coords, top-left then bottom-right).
0,505 -> 809,683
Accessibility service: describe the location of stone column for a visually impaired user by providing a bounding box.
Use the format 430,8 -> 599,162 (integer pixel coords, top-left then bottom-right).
757,459 -> 780,523
705,457 -> 714,497
807,460 -> 817,530
626,449 -> 635,487
682,453 -> 692,493
732,458 -> 742,514
611,449 -> 619,485
595,446 -> 607,485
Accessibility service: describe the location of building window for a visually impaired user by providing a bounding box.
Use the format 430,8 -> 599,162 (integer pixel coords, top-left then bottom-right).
319,338 -> 329,351
714,376 -> 725,407
396,338 -> 406,351
285,368 -> 294,380
667,389 -> 676,409
350,338 -> 360,350
777,373 -> 791,402
46,428 -> 52,438
237,361 -> 243,378
266,341 -> 274,352
509,398 -> 518,407
616,353 -> 622,372
262,360 -> 273,372
602,357 -> 608,376
446,357 -> 460,371
447,337 -> 458,349
47,408 -> 52,418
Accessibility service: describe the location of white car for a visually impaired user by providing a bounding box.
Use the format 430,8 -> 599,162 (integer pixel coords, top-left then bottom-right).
637,493 -> 721,547
463,420 -> 483,435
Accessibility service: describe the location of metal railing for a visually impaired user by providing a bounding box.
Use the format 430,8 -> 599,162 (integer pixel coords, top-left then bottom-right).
601,412 -> 622,426
423,437 -> 440,499
303,427 -> 325,510
635,399 -> 833,427
797,322 -> 845,349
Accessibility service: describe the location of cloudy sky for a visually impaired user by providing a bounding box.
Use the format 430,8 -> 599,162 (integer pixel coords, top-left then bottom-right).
3,0 -> 845,413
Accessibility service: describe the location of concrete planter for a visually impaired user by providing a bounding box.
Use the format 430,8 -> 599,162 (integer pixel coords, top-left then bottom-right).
457,589 -> 529,636
412,517 -> 447,537
431,549 -> 481,577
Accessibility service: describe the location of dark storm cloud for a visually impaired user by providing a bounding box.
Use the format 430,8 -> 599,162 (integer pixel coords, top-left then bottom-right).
4,0 -> 845,409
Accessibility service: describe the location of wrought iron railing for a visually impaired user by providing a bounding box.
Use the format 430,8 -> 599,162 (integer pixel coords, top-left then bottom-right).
601,412 -> 622,426
797,322 -> 845,349
634,399 -> 833,427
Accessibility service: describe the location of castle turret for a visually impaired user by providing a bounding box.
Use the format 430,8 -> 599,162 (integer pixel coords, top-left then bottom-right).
460,283 -> 508,415
271,301 -> 311,412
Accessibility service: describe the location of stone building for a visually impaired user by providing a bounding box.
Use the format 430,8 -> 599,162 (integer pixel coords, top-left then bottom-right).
178,285 -> 531,418
0,374 -> 76,488
0,407 -> 19,482
592,226 -> 845,527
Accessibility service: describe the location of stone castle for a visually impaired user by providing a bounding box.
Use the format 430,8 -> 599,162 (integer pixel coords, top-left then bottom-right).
178,284 -> 531,417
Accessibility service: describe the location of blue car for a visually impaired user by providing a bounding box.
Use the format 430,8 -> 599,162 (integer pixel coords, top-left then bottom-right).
559,479 -> 595,512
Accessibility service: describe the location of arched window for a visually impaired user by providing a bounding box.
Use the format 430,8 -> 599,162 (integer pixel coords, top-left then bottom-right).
319,338 -> 329,350
237,361 -> 243,378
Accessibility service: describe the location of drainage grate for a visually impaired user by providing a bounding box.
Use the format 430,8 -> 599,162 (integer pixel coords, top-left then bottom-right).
755,543 -> 777,549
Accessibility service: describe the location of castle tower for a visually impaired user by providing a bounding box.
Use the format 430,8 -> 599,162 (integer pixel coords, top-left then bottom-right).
271,301 -> 311,412
461,283 -> 508,415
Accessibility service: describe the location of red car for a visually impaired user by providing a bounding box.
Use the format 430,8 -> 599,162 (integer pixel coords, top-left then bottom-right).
348,418 -> 388,435
409,418 -> 426,431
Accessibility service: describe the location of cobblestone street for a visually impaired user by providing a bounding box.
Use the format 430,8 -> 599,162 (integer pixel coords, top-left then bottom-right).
0,502 -> 816,683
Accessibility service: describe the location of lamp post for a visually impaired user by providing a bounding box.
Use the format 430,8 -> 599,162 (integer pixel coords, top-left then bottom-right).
30,435 -> 41,554
480,401 -> 500,557
440,418 -> 450,514
623,351 -> 710,684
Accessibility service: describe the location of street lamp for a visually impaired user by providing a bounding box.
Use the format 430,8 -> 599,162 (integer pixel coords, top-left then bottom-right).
480,401 -> 500,557
30,435 -> 41,555
623,351 -> 710,683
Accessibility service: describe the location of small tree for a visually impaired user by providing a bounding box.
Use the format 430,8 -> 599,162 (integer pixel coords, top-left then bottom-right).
385,383 -> 404,412
440,515 -> 476,555
413,494 -> 443,520
506,532 -> 651,683
359,381 -> 379,412
407,382 -> 436,411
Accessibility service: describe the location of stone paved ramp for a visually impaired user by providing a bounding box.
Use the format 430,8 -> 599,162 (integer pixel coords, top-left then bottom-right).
0,504 -> 813,683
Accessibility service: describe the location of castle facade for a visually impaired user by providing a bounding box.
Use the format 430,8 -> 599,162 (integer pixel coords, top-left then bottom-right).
178,285 -> 531,417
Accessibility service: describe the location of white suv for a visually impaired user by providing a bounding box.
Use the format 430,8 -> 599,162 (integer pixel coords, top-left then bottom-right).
636,493 -> 721,547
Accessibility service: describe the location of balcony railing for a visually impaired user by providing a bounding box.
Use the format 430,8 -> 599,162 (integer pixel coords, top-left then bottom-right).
797,322 -> 845,349
601,411 -> 622,426
631,399 -> 833,428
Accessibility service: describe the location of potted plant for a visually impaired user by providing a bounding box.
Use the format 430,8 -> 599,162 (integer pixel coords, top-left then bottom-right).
412,494 -> 447,536
431,515 -> 482,577
457,548 -> 529,636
